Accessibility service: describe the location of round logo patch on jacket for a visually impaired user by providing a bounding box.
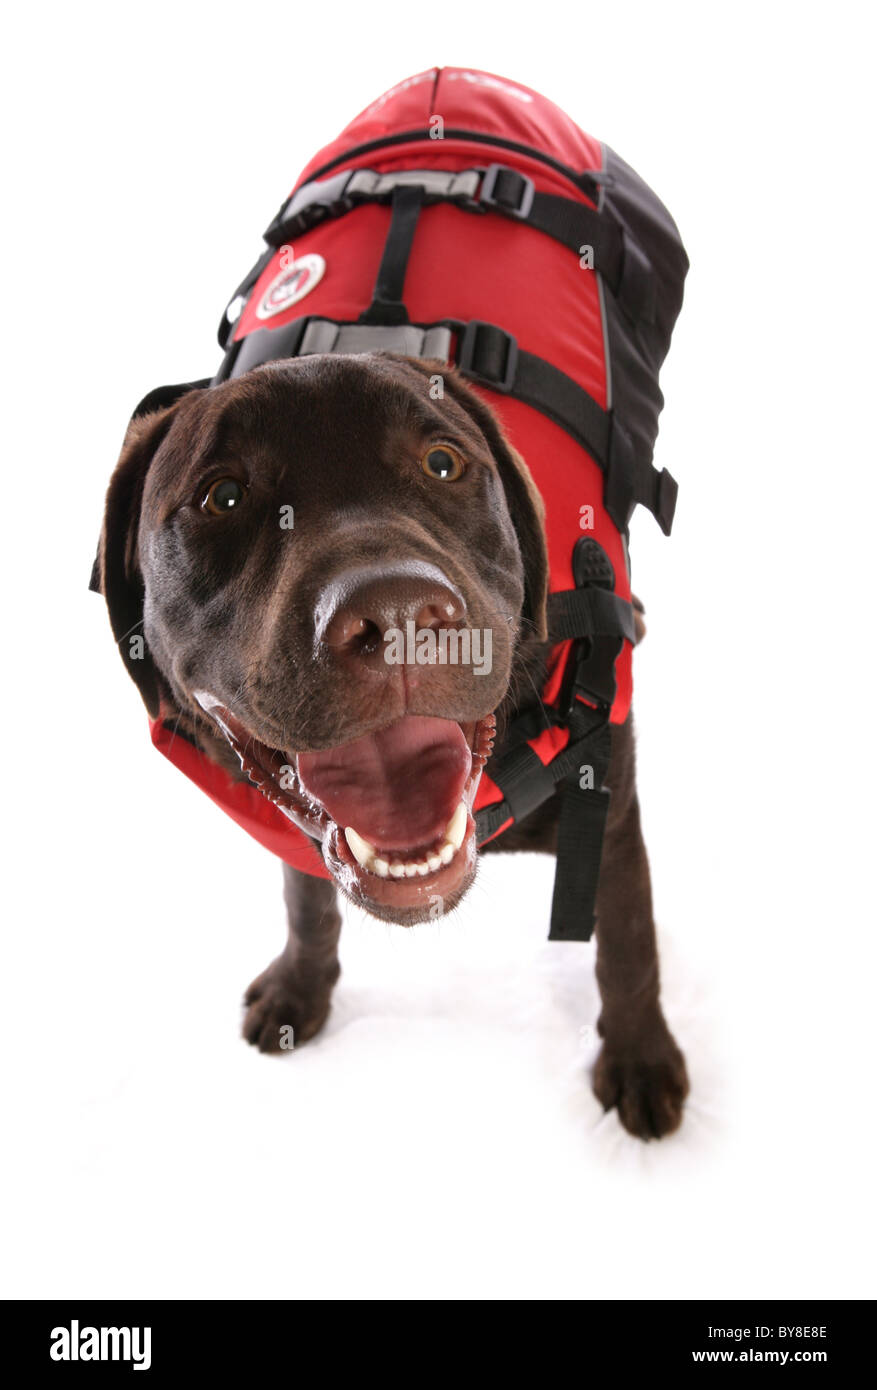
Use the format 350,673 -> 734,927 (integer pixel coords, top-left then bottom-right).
256,254 -> 326,320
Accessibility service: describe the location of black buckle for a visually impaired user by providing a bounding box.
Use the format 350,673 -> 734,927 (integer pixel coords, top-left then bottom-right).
564,651 -> 615,718
264,170 -> 356,246
456,321 -> 519,393
215,316 -> 310,384
479,164 -> 535,220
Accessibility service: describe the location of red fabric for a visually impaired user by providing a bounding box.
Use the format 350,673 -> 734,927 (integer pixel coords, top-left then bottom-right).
152,67 -> 633,874
150,719 -> 331,878
293,67 -> 603,187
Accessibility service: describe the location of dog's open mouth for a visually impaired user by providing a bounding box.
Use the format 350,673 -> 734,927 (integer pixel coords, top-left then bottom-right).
193,692 -> 495,914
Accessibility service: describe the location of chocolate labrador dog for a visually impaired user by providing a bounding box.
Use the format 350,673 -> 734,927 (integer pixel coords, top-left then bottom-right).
100,351 -> 688,1139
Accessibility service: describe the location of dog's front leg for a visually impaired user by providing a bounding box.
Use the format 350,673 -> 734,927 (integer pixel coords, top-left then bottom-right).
591,717 -> 689,1138
243,866 -> 342,1052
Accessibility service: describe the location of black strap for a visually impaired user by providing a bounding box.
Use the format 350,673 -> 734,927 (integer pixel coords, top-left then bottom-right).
474,703 -> 608,842
473,704 -> 614,942
548,722 -> 613,941
213,317 -> 308,384
546,587 -> 636,645
215,317 -> 455,384
263,163 -> 645,311
474,535 -> 624,940
359,184 -> 424,326
265,133 -> 603,230
479,165 -> 651,315
512,349 -> 610,461
454,319 -> 610,459
453,320 -> 676,534
473,800 -> 513,842
536,710 -> 610,786
483,743 -> 558,825
265,166 -> 482,245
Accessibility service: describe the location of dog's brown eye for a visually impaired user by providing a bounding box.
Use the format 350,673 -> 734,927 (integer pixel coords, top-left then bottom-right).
201,478 -> 246,516
421,445 -> 464,482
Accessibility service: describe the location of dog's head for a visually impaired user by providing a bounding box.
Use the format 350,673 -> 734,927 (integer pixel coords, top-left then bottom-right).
100,354 -> 549,922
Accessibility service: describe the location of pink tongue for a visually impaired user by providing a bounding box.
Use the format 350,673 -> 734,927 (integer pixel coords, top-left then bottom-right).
297,716 -> 471,852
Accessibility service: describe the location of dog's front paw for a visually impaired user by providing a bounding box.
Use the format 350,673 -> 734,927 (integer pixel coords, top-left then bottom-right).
592,1025 -> 689,1140
242,957 -> 340,1053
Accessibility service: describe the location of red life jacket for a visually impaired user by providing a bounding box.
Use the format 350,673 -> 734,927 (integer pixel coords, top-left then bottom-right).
135,68 -> 688,936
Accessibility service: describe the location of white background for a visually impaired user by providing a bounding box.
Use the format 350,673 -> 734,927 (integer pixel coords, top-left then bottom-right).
2,0 -> 874,1300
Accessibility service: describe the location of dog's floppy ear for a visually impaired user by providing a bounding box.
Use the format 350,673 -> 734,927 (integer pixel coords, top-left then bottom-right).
98,394 -> 199,716
398,359 -> 550,641
439,367 -> 550,641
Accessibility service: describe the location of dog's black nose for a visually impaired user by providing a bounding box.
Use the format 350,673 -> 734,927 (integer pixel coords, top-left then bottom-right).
318,566 -> 467,668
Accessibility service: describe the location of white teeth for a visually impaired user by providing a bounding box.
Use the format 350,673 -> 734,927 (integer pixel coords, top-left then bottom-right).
445,802 -> 468,851
345,826 -> 376,871
345,799 -> 470,881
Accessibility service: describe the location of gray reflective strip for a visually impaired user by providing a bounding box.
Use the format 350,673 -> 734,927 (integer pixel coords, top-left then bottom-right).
284,168 -> 481,227
298,320 -> 342,353
417,326 -> 453,359
284,169 -> 352,221
299,320 -> 452,361
345,168 -> 480,200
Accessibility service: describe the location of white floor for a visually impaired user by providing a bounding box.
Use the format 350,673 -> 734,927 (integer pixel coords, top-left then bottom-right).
3,618 -> 871,1298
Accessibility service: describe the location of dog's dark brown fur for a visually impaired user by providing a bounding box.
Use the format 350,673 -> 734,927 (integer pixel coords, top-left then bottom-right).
100,353 -> 688,1139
